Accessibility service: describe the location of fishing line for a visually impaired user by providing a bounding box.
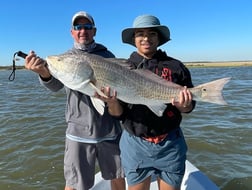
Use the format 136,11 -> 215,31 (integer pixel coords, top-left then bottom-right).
9,51 -> 27,81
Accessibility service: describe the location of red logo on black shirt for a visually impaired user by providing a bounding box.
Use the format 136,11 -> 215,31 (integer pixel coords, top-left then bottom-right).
161,68 -> 172,81
166,111 -> 174,117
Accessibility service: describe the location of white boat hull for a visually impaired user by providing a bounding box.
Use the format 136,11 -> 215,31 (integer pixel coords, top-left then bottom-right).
91,160 -> 219,190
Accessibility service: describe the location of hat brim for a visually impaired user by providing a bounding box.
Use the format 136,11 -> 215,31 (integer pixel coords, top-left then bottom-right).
122,25 -> 170,47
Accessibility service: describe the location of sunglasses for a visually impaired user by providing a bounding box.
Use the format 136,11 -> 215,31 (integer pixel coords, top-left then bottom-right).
73,24 -> 94,31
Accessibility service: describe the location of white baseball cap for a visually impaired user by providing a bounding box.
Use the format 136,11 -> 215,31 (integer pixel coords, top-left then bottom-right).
72,11 -> 95,26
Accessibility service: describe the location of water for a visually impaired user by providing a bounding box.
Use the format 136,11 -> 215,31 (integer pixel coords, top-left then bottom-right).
0,67 -> 251,190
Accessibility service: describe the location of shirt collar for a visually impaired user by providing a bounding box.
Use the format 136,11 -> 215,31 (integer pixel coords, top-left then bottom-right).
74,41 -> 97,52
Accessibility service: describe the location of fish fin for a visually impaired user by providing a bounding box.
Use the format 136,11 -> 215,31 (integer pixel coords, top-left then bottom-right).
147,104 -> 167,117
193,77 -> 231,105
90,97 -> 105,115
105,58 -> 131,69
89,82 -> 108,98
87,82 -> 107,115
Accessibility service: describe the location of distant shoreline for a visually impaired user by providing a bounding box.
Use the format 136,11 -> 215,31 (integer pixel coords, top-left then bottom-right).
0,66 -> 25,70
1,61 -> 252,70
184,61 -> 252,68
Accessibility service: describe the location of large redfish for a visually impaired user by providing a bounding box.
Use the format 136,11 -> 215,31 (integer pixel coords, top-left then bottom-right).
46,52 -> 230,116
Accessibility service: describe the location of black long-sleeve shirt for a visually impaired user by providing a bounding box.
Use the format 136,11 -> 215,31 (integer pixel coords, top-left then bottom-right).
120,50 -> 196,137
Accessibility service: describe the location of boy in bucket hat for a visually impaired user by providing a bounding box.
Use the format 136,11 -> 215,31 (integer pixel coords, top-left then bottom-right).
98,15 -> 196,190
122,14 -> 170,47
25,11 -> 125,190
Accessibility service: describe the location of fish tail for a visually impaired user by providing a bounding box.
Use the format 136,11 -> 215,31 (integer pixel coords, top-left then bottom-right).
192,77 -> 231,105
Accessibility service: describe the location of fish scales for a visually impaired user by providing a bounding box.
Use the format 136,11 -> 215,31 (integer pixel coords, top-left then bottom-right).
46,52 -> 231,116
88,59 -> 138,100
85,54 -> 183,101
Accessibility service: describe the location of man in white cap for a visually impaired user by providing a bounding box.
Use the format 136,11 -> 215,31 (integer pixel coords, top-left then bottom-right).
99,15 -> 196,190
25,11 -> 125,190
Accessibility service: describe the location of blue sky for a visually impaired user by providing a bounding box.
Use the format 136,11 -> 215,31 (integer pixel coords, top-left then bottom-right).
0,0 -> 251,66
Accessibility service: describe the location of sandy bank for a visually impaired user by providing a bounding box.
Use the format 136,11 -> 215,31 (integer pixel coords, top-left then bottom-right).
185,61 -> 252,68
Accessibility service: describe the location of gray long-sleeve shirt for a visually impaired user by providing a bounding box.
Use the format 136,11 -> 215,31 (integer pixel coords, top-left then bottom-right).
40,44 -> 122,142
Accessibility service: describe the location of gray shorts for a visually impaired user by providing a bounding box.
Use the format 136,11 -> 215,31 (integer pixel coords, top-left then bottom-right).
64,135 -> 124,190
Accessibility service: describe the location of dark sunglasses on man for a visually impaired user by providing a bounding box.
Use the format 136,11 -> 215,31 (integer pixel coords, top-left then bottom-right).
73,23 -> 94,31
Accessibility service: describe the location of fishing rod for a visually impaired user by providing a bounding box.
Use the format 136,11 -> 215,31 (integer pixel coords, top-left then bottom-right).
9,51 -> 28,81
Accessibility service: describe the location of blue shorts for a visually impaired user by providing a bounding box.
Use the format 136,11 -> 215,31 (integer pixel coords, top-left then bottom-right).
119,128 -> 187,188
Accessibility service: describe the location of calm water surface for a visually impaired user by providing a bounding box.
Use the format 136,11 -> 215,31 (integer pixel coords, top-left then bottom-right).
0,67 -> 251,190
